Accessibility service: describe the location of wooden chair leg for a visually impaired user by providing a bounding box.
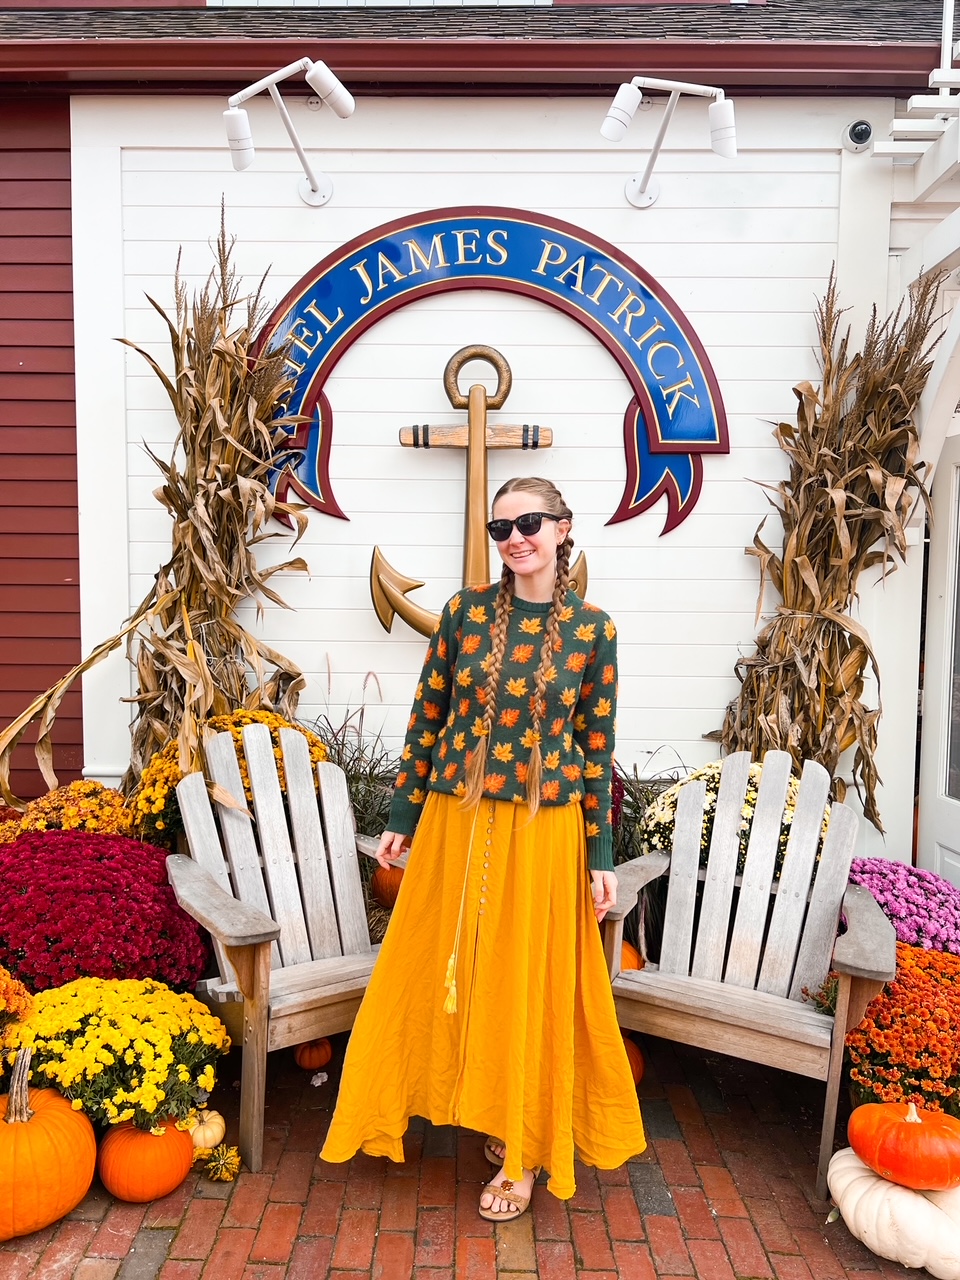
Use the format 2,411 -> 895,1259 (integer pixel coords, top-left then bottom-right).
226,941 -> 272,1174
817,974 -> 854,1200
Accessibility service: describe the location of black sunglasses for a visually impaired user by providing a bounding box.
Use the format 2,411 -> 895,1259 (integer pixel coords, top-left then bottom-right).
486,511 -> 562,542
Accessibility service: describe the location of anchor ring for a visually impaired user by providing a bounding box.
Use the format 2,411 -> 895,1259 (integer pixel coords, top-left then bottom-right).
443,345 -> 513,410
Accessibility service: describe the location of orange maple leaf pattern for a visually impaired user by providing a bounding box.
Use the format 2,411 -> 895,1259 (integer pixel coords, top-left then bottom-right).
388,585 -> 618,870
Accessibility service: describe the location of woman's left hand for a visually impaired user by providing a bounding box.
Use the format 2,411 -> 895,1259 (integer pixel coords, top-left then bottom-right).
590,870 -> 617,923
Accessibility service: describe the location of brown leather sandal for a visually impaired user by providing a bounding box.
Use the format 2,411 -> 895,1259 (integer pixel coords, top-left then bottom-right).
483,1136 -> 504,1166
477,1167 -> 541,1222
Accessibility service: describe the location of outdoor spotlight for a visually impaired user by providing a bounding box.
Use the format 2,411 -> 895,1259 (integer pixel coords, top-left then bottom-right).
223,107 -> 255,171
600,82 -> 645,143
223,57 -> 355,206
304,59 -> 355,120
708,96 -> 737,158
600,75 -> 738,208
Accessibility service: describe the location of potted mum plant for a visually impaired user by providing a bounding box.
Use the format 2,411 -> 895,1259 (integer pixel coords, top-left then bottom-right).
2,976 -> 231,1201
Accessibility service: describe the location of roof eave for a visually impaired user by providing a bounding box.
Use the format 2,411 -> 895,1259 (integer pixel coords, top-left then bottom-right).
0,37 -> 940,94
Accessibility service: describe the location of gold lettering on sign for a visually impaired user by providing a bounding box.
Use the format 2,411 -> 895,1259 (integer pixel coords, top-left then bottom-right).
555,256 -> 586,294
287,303 -> 345,359
608,291 -> 648,337
485,229 -> 509,266
632,318 -> 666,350
585,266 -> 624,307
660,375 -> 700,418
350,259 -> 375,306
304,301 -> 344,333
404,235 -> 450,276
452,229 -> 483,265
646,341 -> 701,417
377,252 -> 406,291
647,341 -> 684,377
533,240 -> 567,275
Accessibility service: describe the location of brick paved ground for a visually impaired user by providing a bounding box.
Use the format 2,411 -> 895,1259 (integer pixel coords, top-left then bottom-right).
0,1034 -> 926,1280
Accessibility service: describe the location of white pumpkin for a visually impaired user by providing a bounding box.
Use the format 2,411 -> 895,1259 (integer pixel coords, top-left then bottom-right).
188,1109 -> 226,1150
828,1147 -> 960,1279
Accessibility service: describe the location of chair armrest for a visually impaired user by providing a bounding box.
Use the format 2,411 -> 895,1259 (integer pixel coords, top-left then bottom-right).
355,834 -> 409,869
167,854 -> 281,948
606,852 -> 671,921
832,883 -> 896,983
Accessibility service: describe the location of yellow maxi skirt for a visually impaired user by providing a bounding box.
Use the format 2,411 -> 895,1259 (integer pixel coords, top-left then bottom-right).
320,791 -> 646,1199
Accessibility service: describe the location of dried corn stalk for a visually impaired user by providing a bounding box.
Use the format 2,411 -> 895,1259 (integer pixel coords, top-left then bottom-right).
0,214 -> 309,806
716,271 -> 942,830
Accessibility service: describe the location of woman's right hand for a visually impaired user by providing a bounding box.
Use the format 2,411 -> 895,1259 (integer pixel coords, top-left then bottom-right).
376,830 -> 411,868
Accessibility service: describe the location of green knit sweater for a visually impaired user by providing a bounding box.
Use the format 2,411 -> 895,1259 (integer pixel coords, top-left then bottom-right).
386,584 -> 618,871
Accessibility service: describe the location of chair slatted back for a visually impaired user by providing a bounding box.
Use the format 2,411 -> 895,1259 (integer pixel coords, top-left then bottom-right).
658,750 -> 853,1002
692,752 -> 752,981
658,779 -> 708,976
241,724 -> 313,967
176,770 -> 238,982
316,760 -> 371,956
756,758 -> 830,996
175,724 -> 372,979
725,751 -> 794,988
204,729 -> 280,968
788,801 -> 858,1001
279,729 -> 343,961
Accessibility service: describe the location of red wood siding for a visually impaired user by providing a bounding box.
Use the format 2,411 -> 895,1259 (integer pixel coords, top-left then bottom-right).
0,99 -> 82,801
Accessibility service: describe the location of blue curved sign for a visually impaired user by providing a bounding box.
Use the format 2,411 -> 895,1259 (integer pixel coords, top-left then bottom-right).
258,206 -> 728,532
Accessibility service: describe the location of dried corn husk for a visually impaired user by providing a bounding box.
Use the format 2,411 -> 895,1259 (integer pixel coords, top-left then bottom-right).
715,270 -> 942,830
0,212 -> 309,806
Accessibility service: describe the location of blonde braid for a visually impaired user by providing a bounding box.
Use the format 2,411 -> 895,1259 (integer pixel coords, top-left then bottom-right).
462,566 -> 515,808
524,537 -> 573,815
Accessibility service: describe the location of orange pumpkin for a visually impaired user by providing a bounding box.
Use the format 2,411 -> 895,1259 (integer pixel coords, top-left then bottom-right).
622,1035 -> 645,1086
371,865 -> 404,909
294,1037 -> 333,1070
621,941 -> 643,971
848,1102 -> 960,1190
98,1117 -> 194,1203
0,1048 -> 97,1241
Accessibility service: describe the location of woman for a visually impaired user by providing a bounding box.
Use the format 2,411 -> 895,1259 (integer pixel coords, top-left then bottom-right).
320,476 -> 645,1219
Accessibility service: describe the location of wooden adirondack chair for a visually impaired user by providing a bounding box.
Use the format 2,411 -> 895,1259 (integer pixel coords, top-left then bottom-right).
601,750 -> 896,1198
166,722 -> 386,1173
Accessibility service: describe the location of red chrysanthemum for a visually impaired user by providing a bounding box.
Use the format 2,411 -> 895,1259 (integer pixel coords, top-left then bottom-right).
0,830 -> 209,992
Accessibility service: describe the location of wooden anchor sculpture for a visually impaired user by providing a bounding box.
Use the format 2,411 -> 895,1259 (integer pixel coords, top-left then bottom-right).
371,344 -> 588,636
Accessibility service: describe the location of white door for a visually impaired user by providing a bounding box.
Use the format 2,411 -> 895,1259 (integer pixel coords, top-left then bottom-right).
918,428 -> 960,887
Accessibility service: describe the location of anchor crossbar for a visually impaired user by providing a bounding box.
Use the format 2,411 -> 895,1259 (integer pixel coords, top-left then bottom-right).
399,425 -> 552,450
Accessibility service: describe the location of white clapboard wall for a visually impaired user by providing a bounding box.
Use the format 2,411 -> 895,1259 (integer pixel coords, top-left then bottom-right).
71,93 -> 913,856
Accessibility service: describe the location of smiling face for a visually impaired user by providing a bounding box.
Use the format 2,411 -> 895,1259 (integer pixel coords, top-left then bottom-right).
490,488 -> 571,602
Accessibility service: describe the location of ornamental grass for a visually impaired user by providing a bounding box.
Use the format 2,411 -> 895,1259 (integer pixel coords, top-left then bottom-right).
0,831 -> 209,991
132,708 -> 328,846
1,977 -> 230,1130
846,942 -> 960,1114
0,212 -> 309,808
715,271 -> 941,830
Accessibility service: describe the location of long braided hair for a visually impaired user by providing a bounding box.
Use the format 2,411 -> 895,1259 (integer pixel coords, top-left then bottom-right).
462,477 -> 574,817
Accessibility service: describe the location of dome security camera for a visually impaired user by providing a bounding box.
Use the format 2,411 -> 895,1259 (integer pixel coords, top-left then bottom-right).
842,120 -> 873,154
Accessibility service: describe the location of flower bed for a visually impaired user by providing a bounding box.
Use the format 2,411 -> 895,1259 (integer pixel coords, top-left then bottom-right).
849,857 -> 960,955
1,976 -> 230,1129
1,782 -> 133,846
0,831 -> 209,991
846,942 -> 960,1114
